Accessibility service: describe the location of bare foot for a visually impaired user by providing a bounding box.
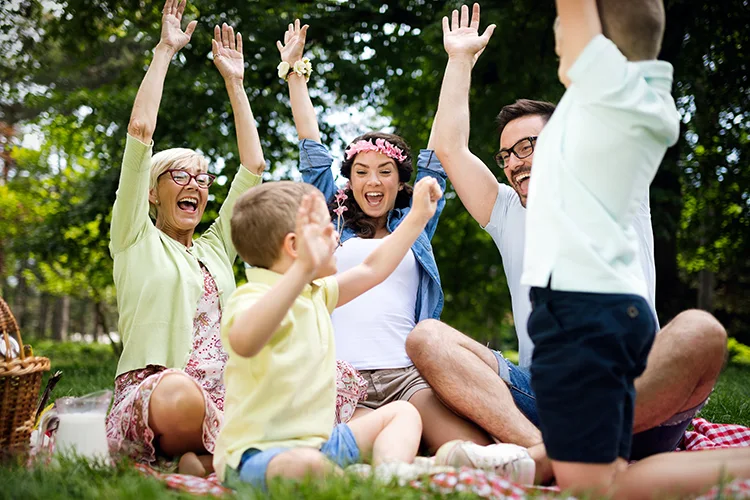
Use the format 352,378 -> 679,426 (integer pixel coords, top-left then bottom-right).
178,452 -> 214,477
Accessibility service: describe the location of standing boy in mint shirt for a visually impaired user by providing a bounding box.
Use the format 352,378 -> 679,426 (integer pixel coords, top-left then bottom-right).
522,0 -> 750,497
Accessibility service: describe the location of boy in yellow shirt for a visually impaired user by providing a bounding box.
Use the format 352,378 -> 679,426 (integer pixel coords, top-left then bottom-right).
214,178 -> 442,489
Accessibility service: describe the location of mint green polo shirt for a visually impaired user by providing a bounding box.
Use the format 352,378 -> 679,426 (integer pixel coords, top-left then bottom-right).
522,35 -> 680,297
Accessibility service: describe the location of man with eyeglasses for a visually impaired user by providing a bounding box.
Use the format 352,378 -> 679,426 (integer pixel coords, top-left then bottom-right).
405,3 -> 727,482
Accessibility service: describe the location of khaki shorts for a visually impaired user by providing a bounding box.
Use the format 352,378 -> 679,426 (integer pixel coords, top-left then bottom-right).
357,365 -> 430,410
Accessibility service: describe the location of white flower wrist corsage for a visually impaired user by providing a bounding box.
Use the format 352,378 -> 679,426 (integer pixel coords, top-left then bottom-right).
277,57 -> 313,82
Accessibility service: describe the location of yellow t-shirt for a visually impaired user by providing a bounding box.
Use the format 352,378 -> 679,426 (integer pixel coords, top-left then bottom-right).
213,267 -> 339,481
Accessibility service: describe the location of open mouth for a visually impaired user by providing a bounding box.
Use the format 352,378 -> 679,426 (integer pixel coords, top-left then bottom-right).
364,192 -> 384,207
177,196 -> 199,213
513,171 -> 531,196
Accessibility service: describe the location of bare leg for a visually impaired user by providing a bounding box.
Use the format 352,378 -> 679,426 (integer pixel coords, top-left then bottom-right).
408,387 -> 492,453
148,373 -> 208,456
406,319 -> 542,447
349,407 -> 373,421
178,452 -> 214,476
633,309 -> 727,432
612,447 -> 750,499
551,447 -> 750,499
266,448 -> 340,483
347,401 -> 422,465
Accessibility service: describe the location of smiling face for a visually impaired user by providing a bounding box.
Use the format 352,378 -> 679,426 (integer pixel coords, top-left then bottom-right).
499,114 -> 547,207
348,151 -> 402,223
148,151 -> 210,243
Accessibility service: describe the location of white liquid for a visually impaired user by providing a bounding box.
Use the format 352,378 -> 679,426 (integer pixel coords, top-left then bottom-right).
55,412 -> 110,461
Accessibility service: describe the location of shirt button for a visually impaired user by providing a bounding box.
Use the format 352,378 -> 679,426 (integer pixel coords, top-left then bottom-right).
627,305 -> 639,318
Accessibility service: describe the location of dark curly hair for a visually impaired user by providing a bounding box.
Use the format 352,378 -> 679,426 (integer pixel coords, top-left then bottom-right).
331,131 -> 414,239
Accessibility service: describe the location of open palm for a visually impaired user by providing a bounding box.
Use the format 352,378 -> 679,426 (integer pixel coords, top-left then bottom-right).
160,0 -> 197,52
296,194 -> 336,273
443,3 -> 495,61
277,19 -> 309,64
212,23 -> 244,81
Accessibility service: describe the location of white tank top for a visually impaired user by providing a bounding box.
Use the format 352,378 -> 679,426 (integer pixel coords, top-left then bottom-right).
332,237 -> 420,370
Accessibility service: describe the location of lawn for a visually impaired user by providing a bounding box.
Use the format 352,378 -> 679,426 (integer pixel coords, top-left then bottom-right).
1,341 -> 748,499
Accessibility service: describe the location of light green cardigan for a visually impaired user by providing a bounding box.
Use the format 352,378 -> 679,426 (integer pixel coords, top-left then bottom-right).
110,135 -> 261,376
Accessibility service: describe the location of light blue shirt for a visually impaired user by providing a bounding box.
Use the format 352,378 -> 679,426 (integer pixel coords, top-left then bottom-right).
522,35 -> 680,297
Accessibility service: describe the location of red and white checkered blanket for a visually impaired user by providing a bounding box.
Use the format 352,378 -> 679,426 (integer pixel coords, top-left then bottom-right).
135,418 -> 750,498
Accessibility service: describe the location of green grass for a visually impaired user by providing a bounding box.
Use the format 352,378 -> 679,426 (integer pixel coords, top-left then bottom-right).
1,341 -> 748,499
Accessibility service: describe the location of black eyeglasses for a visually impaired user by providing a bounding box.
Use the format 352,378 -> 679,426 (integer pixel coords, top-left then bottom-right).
494,136 -> 538,168
160,169 -> 216,189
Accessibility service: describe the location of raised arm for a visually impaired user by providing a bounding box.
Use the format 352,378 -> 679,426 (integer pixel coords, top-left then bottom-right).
111,0 -> 196,254
127,0 -> 197,143
228,193 -> 336,357
554,0 -> 602,84
336,177 -> 442,306
200,23 -> 264,262
277,20 -> 320,143
433,3 -> 498,227
213,23 -> 265,175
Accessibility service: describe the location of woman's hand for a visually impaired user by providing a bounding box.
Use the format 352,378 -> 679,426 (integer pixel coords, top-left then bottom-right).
410,177 -> 443,225
159,0 -> 198,54
212,23 -> 244,82
276,19 -> 309,64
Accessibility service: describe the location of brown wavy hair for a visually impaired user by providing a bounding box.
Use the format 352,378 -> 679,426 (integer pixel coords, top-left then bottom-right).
332,132 -> 414,239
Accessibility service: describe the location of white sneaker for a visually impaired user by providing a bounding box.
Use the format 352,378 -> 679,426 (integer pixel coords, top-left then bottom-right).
434,440 -> 536,485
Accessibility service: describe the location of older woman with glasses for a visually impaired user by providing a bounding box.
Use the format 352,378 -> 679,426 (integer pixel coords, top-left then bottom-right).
105,0 -> 265,476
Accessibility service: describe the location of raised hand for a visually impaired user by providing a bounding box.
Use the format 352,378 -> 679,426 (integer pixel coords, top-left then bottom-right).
410,177 -> 443,224
159,0 -> 198,53
443,3 -> 495,63
295,193 -> 337,274
212,23 -> 244,82
276,19 -> 309,64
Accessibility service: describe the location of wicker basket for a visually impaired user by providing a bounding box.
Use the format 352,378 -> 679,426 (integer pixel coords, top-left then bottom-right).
0,297 -> 50,459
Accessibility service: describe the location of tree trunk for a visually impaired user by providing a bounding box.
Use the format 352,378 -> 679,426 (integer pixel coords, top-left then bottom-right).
14,262 -> 28,330
697,269 -> 715,312
38,293 -> 51,338
52,295 -> 70,341
95,301 -> 122,357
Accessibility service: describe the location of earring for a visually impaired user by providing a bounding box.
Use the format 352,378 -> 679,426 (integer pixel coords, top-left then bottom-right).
155,200 -> 160,204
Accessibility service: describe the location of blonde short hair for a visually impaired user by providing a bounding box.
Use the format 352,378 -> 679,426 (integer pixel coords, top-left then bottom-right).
148,148 -> 209,219
231,181 -> 319,268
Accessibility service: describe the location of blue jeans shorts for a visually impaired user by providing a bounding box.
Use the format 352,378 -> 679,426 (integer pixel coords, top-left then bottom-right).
491,347 -> 705,460
226,423 -> 360,491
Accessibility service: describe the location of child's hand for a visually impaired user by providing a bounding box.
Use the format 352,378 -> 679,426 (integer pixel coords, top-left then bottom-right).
443,3 -> 495,66
410,177 -> 443,225
276,19 -> 309,64
212,23 -> 244,82
295,192 -> 337,274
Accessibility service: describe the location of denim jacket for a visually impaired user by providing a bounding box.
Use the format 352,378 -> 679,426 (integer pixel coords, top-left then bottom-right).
298,139 -> 447,321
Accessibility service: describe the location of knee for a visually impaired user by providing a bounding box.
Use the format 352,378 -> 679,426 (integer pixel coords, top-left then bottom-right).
668,310 -> 728,365
405,319 -> 444,362
268,448 -> 332,481
150,374 -> 204,431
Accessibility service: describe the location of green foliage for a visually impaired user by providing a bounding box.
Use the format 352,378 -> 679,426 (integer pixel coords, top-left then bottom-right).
727,337 -> 750,366
1,0 -> 750,344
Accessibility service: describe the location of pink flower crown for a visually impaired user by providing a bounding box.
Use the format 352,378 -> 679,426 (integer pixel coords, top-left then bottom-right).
344,138 -> 407,163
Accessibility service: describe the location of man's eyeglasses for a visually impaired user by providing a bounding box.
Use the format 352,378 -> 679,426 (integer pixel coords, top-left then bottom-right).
160,169 -> 216,189
494,136 -> 538,168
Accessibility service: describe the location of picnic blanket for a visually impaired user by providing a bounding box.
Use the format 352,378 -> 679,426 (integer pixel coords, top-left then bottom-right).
135,418 -> 750,498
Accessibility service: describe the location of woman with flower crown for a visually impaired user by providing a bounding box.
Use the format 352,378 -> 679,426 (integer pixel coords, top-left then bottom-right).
277,20 -> 493,451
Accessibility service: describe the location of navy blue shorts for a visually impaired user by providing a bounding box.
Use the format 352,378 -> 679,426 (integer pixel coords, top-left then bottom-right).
526,286 -> 657,463
491,350 -> 700,460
